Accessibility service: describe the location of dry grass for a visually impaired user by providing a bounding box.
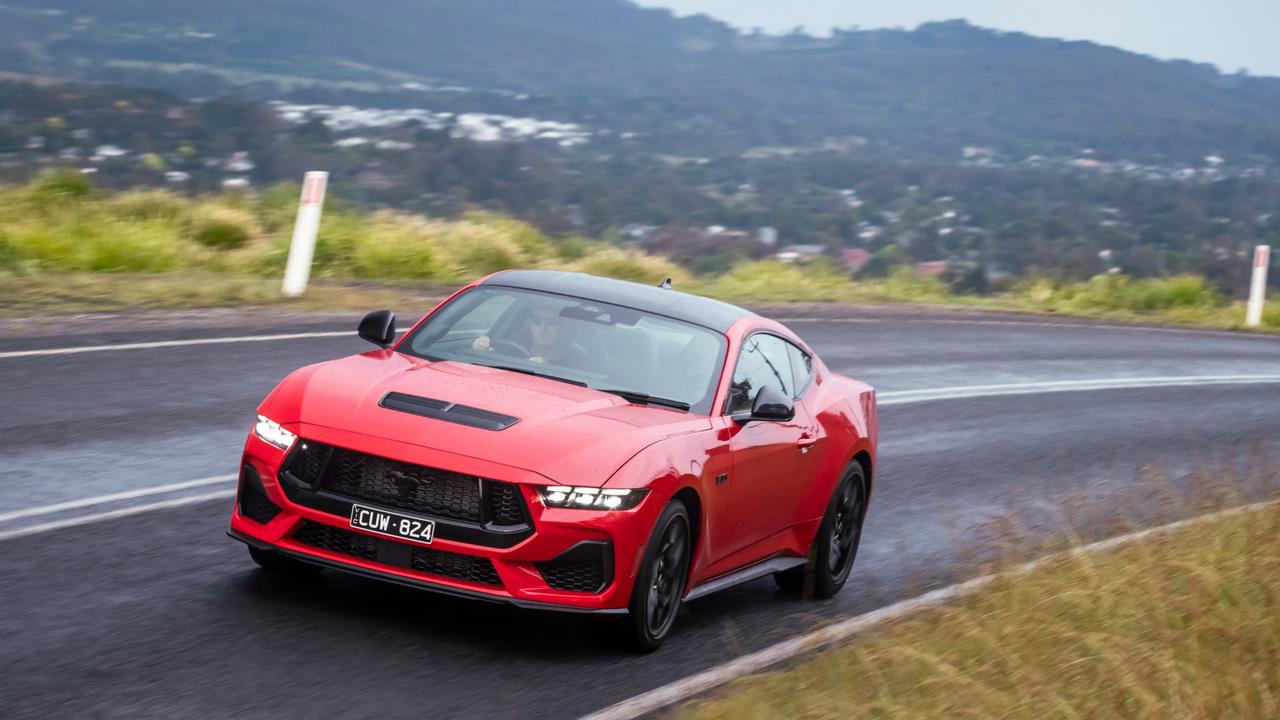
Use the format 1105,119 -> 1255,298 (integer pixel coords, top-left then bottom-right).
677,479 -> 1280,720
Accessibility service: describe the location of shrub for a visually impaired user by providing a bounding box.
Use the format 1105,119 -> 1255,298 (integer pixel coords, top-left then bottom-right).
77,219 -> 183,272
1013,274 -> 1223,313
28,170 -> 94,204
109,190 -> 189,223
193,220 -> 251,250
701,260 -> 854,302
554,236 -> 594,261
567,247 -> 691,285
349,214 -> 447,280
469,212 -> 555,262
0,229 -> 18,271
257,182 -> 305,231
433,221 -> 531,277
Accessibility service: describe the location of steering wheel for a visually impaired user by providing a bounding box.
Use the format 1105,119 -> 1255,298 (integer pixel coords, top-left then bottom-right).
490,339 -> 533,359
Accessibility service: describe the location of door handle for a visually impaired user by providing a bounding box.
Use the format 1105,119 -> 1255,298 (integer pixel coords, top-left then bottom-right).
798,432 -> 817,453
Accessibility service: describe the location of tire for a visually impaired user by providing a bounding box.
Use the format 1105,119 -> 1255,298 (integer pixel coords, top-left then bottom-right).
248,546 -> 324,577
775,462 -> 866,599
625,500 -> 692,652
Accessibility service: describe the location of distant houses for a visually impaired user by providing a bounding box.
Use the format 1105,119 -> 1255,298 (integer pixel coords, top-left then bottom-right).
774,244 -> 825,263
840,248 -> 871,273
913,260 -> 950,278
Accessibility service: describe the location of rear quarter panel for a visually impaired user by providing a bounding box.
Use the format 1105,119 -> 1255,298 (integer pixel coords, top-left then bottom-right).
805,372 -> 877,517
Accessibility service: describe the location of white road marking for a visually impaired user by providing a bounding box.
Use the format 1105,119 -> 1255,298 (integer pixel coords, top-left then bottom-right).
0,328 -> 410,359
879,374 -> 1280,405
0,489 -> 235,542
0,474 -> 235,524
4,312 -> 1276,359
580,498 -> 1280,720
775,315 -> 1280,339
2,374 -> 1279,536
0,331 -> 350,358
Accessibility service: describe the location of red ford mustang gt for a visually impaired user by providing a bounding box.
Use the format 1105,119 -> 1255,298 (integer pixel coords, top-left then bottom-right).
229,270 -> 877,650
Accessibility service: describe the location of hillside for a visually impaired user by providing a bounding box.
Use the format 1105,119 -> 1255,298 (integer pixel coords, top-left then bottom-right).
4,1 -> 1280,161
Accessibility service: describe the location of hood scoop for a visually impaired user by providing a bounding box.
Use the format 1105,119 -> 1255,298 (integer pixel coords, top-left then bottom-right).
378,392 -> 520,431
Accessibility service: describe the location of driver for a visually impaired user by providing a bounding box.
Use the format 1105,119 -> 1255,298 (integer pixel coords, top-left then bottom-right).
471,307 -> 591,368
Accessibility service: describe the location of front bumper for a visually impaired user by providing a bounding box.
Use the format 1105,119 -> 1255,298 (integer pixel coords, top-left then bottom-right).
229,429 -> 656,613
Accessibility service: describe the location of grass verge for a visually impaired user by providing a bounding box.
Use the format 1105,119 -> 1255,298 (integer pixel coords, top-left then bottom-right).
697,261 -> 1280,333
0,272 -> 450,316
676,501 -> 1280,720
1,172 -> 1275,332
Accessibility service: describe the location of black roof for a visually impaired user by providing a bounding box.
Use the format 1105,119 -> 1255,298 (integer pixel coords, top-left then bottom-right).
482,270 -> 754,332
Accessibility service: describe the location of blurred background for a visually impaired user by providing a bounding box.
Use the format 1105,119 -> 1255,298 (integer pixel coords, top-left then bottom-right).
0,0 -> 1277,323
1,3 -> 1278,719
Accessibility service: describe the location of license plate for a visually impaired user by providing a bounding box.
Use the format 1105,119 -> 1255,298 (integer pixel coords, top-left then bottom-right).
349,503 -> 435,545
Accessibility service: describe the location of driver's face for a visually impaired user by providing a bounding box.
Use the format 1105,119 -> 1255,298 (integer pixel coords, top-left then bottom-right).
529,309 -> 561,346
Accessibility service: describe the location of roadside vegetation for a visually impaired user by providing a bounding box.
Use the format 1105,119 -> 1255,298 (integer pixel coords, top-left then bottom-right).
677,498 -> 1280,720
1,172 -> 1275,331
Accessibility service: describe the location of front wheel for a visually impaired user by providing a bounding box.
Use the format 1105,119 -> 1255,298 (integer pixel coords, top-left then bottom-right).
775,462 -> 866,599
625,500 -> 691,652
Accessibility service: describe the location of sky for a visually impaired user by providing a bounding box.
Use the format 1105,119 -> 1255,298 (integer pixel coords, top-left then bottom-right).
636,0 -> 1280,77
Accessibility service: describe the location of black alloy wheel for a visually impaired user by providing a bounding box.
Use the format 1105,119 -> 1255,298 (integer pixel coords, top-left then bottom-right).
826,469 -> 864,583
627,500 -> 691,652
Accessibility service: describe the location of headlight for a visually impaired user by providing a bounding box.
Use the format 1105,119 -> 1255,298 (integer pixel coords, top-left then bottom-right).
538,486 -> 648,510
253,414 -> 297,450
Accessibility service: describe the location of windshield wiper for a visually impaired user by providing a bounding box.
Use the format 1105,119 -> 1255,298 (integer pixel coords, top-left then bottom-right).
597,388 -> 691,411
480,364 -> 687,410
483,363 -> 587,387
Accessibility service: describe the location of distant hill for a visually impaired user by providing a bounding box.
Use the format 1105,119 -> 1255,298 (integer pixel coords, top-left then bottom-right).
4,2 -> 1280,161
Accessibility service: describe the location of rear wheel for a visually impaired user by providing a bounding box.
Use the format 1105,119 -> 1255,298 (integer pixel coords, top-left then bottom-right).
248,546 -> 323,577
626,500 -> 691,652
774,463 -> 866,599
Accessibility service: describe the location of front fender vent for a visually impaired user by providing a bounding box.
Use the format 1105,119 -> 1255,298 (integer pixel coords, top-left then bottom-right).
379,392 -> 519,431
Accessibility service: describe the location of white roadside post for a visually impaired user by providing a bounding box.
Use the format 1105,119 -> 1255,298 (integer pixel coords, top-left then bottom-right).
1245,245 -> 1270,327
281,171 -> 329,297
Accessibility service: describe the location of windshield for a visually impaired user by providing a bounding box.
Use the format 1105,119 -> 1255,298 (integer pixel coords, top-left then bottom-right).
399,286 -> 728,415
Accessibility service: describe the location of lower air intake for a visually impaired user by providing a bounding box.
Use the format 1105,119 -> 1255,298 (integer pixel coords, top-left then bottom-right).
536,541 -> 612,593
238,466 -> 281,525
292,521 -> 502,586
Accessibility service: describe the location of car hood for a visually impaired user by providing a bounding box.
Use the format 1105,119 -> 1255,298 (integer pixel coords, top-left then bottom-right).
263,350 -> 711,485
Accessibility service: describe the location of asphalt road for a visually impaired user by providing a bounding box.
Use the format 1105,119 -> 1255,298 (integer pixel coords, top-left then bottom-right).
2,306 -> 1278,719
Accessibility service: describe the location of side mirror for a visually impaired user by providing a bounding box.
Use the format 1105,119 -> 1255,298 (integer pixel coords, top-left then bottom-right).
358,310 -> 396,348
738,385 -> 794,423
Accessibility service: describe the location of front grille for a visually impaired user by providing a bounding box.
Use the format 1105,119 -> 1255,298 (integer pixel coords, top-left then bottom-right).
292,520 -> 501,586
326,447 -> 482,520
487,482 -> 527,525
281,441 -> 529,528
293,520 -> 377,561
289,440 -> 329,486
537,542 -> 612,593
238,468 -> 281,525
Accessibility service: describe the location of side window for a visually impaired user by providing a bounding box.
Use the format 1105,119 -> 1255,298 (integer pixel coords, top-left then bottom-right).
727,335 -> 794,414
786,341 -> 813,396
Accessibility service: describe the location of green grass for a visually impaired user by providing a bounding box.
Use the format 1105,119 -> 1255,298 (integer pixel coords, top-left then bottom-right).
0,272 -> 449,316
2,172 -> 1276,332
0,172 -> 687,284
677,500 -> 1280,720
700,259 -> 1278,332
